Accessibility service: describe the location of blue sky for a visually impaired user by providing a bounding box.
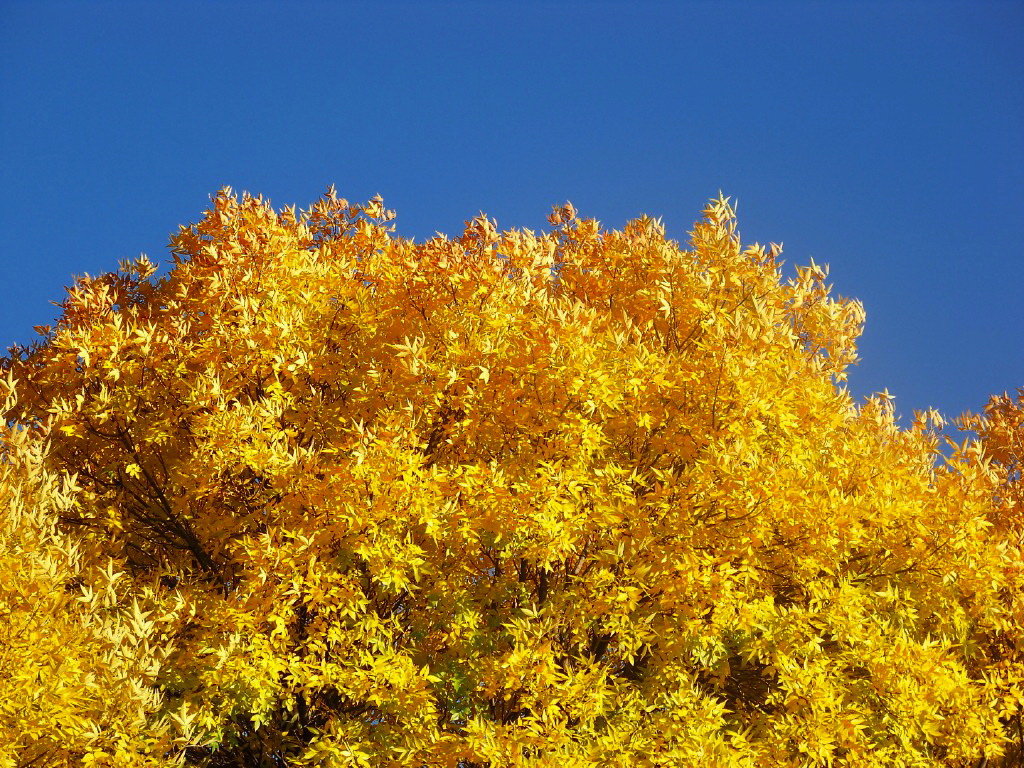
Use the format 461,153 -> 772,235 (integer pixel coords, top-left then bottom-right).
1,0 -> 1021,424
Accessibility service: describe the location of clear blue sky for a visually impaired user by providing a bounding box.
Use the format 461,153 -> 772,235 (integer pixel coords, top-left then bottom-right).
2,0 -> 1021,423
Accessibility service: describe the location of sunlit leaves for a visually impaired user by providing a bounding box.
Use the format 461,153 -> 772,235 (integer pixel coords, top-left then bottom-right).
1,189 -> 1021,766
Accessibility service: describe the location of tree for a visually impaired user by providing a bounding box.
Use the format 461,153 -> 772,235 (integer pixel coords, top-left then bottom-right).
1,189 -> 1021,767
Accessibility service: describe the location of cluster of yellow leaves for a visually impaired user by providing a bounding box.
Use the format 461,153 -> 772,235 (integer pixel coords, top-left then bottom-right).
1,188 -> 1021,767
0,379 -> 203,767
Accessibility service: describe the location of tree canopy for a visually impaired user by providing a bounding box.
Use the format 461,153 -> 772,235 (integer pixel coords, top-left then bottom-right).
1,190 -> 1021,767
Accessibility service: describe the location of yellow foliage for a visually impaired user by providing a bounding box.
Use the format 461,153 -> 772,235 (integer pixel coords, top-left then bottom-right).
1,190 -> 1021,766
